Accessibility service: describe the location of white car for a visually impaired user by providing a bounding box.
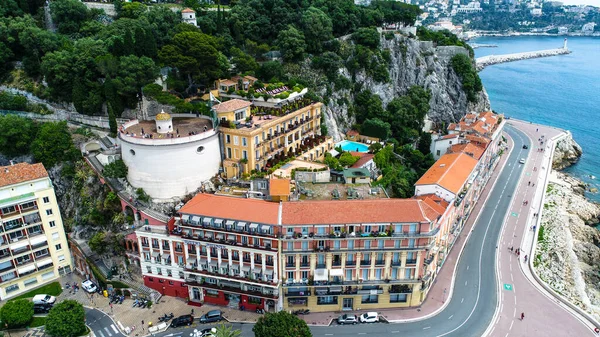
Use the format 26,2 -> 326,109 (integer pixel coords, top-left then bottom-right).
81,280 -> 98,293
519,158 -> 526,164
359,312 -> 379,323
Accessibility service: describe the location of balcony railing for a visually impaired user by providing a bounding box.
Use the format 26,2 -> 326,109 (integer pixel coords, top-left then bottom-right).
346,261 -> 356,266
405,259 -> 417,265
285,290 -> 311,297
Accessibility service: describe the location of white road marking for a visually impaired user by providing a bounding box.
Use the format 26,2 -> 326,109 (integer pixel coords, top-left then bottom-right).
467,265 -> 469,270
514,296 -> 517,305
325,334 -> 333,336
510,320 -> 514,330
391,331 -> 400,333
448,315 -> 453,320
96,330 -> 105,337
104,327 -> 112,336
465,281 -> 468,286
511,273 -> 513,282
423,326 -> 431,330
461,298 -> 464,303
111,324 -> 119,334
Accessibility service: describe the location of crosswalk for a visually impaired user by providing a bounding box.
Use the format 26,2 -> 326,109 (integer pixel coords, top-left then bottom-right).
94,324 -> 120,337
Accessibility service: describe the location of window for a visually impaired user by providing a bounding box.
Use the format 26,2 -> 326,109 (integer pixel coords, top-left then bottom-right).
391,269 -> 398,280
43,197 -> 50,204
287,271 -> 294,280
408,239 -> 415,248
301,242 -> 308,251
52,232 -> 60,241
242,137 -> 247,146
361,295 -> 378,304
301,227 -> 309,235
5,284 -> 19,293
317,296 -> 337,305
227,148 -> 232,159
364,225 -> 371,233
436,150 -> 441,156
317,227 -> 326,235
286,242 -> 293,251
55,244 -> 62,251
375,269 -> 382,280
41,271 -> 55,280
46,209 -> 53,216
58,254 -> 65,262
24,278 -> 38,286
226,134 -> 231,144
242,150 -> 248,160
378,240 -> 384,249
348,240 -> 354,249
334,241 -> 340,250
49,221 -> 56,228
390,294 -> 408,303
234,109 -> 245,121
21,201 -> 35,209
301,271 -> 308,279
233,136 -> 239,145
345,270 -> 353,281
361,269 -> 369,280
364,240 -> 371,249
1,206 -> 16,214
405,268 -> 412,279
394,240 -> 401,248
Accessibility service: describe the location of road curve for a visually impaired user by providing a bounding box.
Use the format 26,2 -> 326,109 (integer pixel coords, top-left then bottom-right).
156,131 -> 529,337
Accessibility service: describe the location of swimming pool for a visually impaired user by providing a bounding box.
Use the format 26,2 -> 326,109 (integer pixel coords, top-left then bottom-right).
336,140 -> 369,153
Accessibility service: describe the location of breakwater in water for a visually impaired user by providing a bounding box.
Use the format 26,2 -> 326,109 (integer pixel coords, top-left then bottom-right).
475,47 -> 571,71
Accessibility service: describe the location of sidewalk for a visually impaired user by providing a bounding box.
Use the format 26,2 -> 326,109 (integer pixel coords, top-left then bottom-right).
57,273 -> 263,335
299,134 -> 514,326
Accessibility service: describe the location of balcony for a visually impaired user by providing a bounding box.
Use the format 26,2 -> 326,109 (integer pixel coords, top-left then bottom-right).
405,259 -> 417,265
391,261 -> 402,267
332,260 -> 342,267
286,262 -> 295,268
424,255 -> 434,265
0,263 -> 15,273
392,226 -> 440,238
360,260 -> 370,266
285,290 -> 311,297
345,260 -> 356,266
316,263 -> 326,269
375,260 -> 385,266
300,262 -> 310,268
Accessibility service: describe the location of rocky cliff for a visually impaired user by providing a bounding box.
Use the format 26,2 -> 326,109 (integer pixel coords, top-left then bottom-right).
553,131 -> 583,170
313,34 -> 491,140
535,172 -> 600,321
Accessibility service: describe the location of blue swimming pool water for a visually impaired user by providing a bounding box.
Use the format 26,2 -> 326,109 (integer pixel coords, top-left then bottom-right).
336,140 -> 369,153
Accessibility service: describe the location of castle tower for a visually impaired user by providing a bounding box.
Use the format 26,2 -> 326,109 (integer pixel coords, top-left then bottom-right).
181,8 -> 197,27
155,110 -> 173,134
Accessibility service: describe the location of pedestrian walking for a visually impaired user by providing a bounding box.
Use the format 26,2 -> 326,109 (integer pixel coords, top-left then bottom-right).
528,181 -> 531,186
533,225 -> 536,231
142,320 -> 144,331
524,255 -> 528,262
536,128 -> 538,132
520,312 -> 525,320
532,183 -> 535,187
110,303 -> 113,313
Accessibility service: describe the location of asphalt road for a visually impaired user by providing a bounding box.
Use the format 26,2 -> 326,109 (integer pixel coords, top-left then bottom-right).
85,308 -> 125,337
155,130 -> 530,337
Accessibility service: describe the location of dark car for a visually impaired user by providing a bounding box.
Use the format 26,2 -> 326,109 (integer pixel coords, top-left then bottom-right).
523,145 -> 528,149
33,303 -> 52,314
199,310 -> 223,323
170,314 -> 194,328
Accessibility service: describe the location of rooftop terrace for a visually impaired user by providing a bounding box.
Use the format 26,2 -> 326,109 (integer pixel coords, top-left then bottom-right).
122,117 -> 212,140
296,183 -> 388,201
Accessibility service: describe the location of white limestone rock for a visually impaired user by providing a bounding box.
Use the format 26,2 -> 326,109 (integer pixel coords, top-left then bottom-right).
553,131 -> 583,170
535,172 -> 600,321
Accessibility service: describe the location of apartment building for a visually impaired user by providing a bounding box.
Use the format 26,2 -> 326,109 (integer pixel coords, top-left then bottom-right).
0,163 -> 72,300
136,194 -> 281,311
215,98 -> 325,179
135,193 -> 446,312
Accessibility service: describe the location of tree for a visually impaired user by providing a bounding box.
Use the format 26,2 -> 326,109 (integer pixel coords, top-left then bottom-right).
88,232 -> 107,255
108,103 -> 117,137
230,47 -> 259,73
362,118 -> 391,140
257,61 -> 284,82
120,2 -> 146,19
352,27 -> 380,49
45,300 -> 86,337
30,121 -> 79,168
339,152 -> 360,167
0,115 -> 38,157
0,299 -> 33,328
50,0 -> 90,35
311,51 -> 342,80
301,7 -> 333,54
253,311 -> 312,337
213,323 -> 241,337
275,25 -> 306,62
103,159 -> 128,178
451,53 -> 482,103
159,31 -> 226,87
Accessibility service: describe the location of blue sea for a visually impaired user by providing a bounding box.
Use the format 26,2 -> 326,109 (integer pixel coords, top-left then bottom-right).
473,36 -> 600,201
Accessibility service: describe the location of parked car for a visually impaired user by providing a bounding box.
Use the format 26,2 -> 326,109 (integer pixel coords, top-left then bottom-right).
337,314 -> 358,325
359,312 -> 379,323
81,280 -> 98,293
199,310 -> 223,323
522,145 -> 528,149
170,315 -> 194,328
32,294 -> 56,305
519,158 -> 526,164
33,303 -> 52,314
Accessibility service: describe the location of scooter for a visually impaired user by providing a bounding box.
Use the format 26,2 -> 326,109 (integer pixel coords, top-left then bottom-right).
132,299 -> 140,307
118,295 -> 125,304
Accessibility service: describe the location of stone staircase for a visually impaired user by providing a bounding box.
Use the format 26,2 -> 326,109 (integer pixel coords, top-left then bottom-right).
99,136 -> 114,149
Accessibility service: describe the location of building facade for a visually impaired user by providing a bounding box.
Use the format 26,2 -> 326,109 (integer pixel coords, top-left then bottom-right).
0,163 -> 72,300
215,99 -> 324,179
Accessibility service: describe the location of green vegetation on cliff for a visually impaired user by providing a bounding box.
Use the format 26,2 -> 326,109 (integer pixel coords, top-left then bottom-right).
451,54 -> 482,103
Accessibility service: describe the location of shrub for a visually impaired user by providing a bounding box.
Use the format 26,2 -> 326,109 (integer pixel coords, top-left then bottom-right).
103,159 -> 128,178
45,300 -> 86,337
451,53 -> 482,103
0,299 -> 34,328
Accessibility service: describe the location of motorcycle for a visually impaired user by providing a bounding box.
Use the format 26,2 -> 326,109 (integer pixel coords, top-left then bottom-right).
158,313 -> 174,322
293,309 -> 310,315
256,308 -> 265,314
132,299 -> 140,308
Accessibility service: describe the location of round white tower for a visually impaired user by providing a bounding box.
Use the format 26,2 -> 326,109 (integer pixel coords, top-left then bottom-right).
155,110 -> 173,134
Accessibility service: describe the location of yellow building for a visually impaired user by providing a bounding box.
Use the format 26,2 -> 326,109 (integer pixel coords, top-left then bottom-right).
0,163 -> 73,300
215,98 -> 325,179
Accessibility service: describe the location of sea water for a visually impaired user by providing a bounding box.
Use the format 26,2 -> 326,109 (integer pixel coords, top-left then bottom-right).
474,36 -> 600,201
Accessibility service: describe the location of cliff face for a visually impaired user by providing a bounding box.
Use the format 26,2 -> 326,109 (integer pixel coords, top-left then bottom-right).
536,172 -> 600,321
553,131 -> 583,170
320,35 -> 491,140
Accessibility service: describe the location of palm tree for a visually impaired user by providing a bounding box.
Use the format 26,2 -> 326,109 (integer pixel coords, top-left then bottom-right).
213,323 -> 241,337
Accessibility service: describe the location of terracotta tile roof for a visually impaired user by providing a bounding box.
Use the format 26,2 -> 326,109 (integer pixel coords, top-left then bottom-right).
346,130 -> 360,137
179,193 -> 279,224
441,134 -> 458,140
244,75 -> 258,81
182,8 -> 195,13
465,134 -> 490,145
415,152 -> 478,194
218,79 -> 237,86
415,194 -> 449,215
269,179 -> 290,196
212,99 -> 252,113
447,123 -> 457,131
350,153 -> 374,169
0,163 -> 48,188
465,113 -> 476,119
281,199 -> 440,225
448,143 -> 484,160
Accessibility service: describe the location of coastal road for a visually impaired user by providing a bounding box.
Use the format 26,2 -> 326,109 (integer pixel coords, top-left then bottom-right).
157,131 -> 527,337
486,122 -> 595,337
85,308 -> 125,337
